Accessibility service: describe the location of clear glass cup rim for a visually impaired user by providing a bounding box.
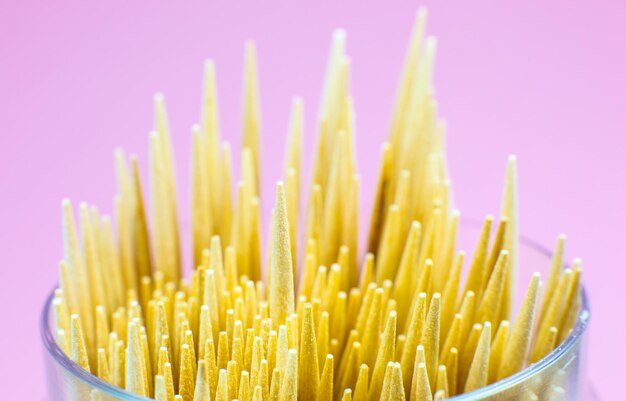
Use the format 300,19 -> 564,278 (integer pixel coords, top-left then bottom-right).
40,229 -> 591,400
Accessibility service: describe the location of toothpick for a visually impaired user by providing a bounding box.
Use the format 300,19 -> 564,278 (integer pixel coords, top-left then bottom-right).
219,142 -> 233,243
242,41 -> 262,194
239,370 -> 251,401
538,235 -> 566,327
461,215 -> 493,303
71,314 -> 90,372
63,201 -> 94,351
358,288 -> 384,368
410,362 -> 432,401
154,374 -> 167,401
215,368 -> 228,401
499,156 -> 519,321
126,321 -> 147,396
129,155 -> 153,279
400,292 -> 427,394
279,349 -> 298,401
420,293 -> 440,387
393,221 -> 422,327
444,347 -> 458,396
367,143 -> 393,254
483,219 -> 508,292
375,204 -> 401,283
440,313 -> 461,363
269,368 -> 282,401
179,344 -> 196,401
457,291 -> 476,346
96,348 -> 110,382
557,260 -> 582,341
149,131 -> 179,284
252,385 -> 263,401
204,339 -> 218,399
458,324 -> 482,392
317,354 -> 334,401
488,320 -> 509,383
464,322 -> 491,392
227,361 -> 239,400
80,204 -> 106,310
435,364 -> 449,397
269,182 -> 295,328
389,7 -> 428,156
440,251 -> 464,338
533,326 -> 559,364
497,273 -> 540,380
476,250 -> 509,325
339,341 -> 361,399
200,60 -> 222,238
191,126 -> 211,265
370,310 -> 398,401
299,304 -> 319,401
113,340 -> 126,388
391,362 -> 407,401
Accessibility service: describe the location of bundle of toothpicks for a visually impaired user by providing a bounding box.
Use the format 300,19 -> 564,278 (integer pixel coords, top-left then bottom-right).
52,7 -> 583,401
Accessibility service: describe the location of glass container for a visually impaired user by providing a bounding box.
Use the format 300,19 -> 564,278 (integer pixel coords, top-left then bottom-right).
41,222 -> 594,400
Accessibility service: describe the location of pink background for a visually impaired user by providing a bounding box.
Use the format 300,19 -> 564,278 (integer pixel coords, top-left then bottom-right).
1,1 -> 624,399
